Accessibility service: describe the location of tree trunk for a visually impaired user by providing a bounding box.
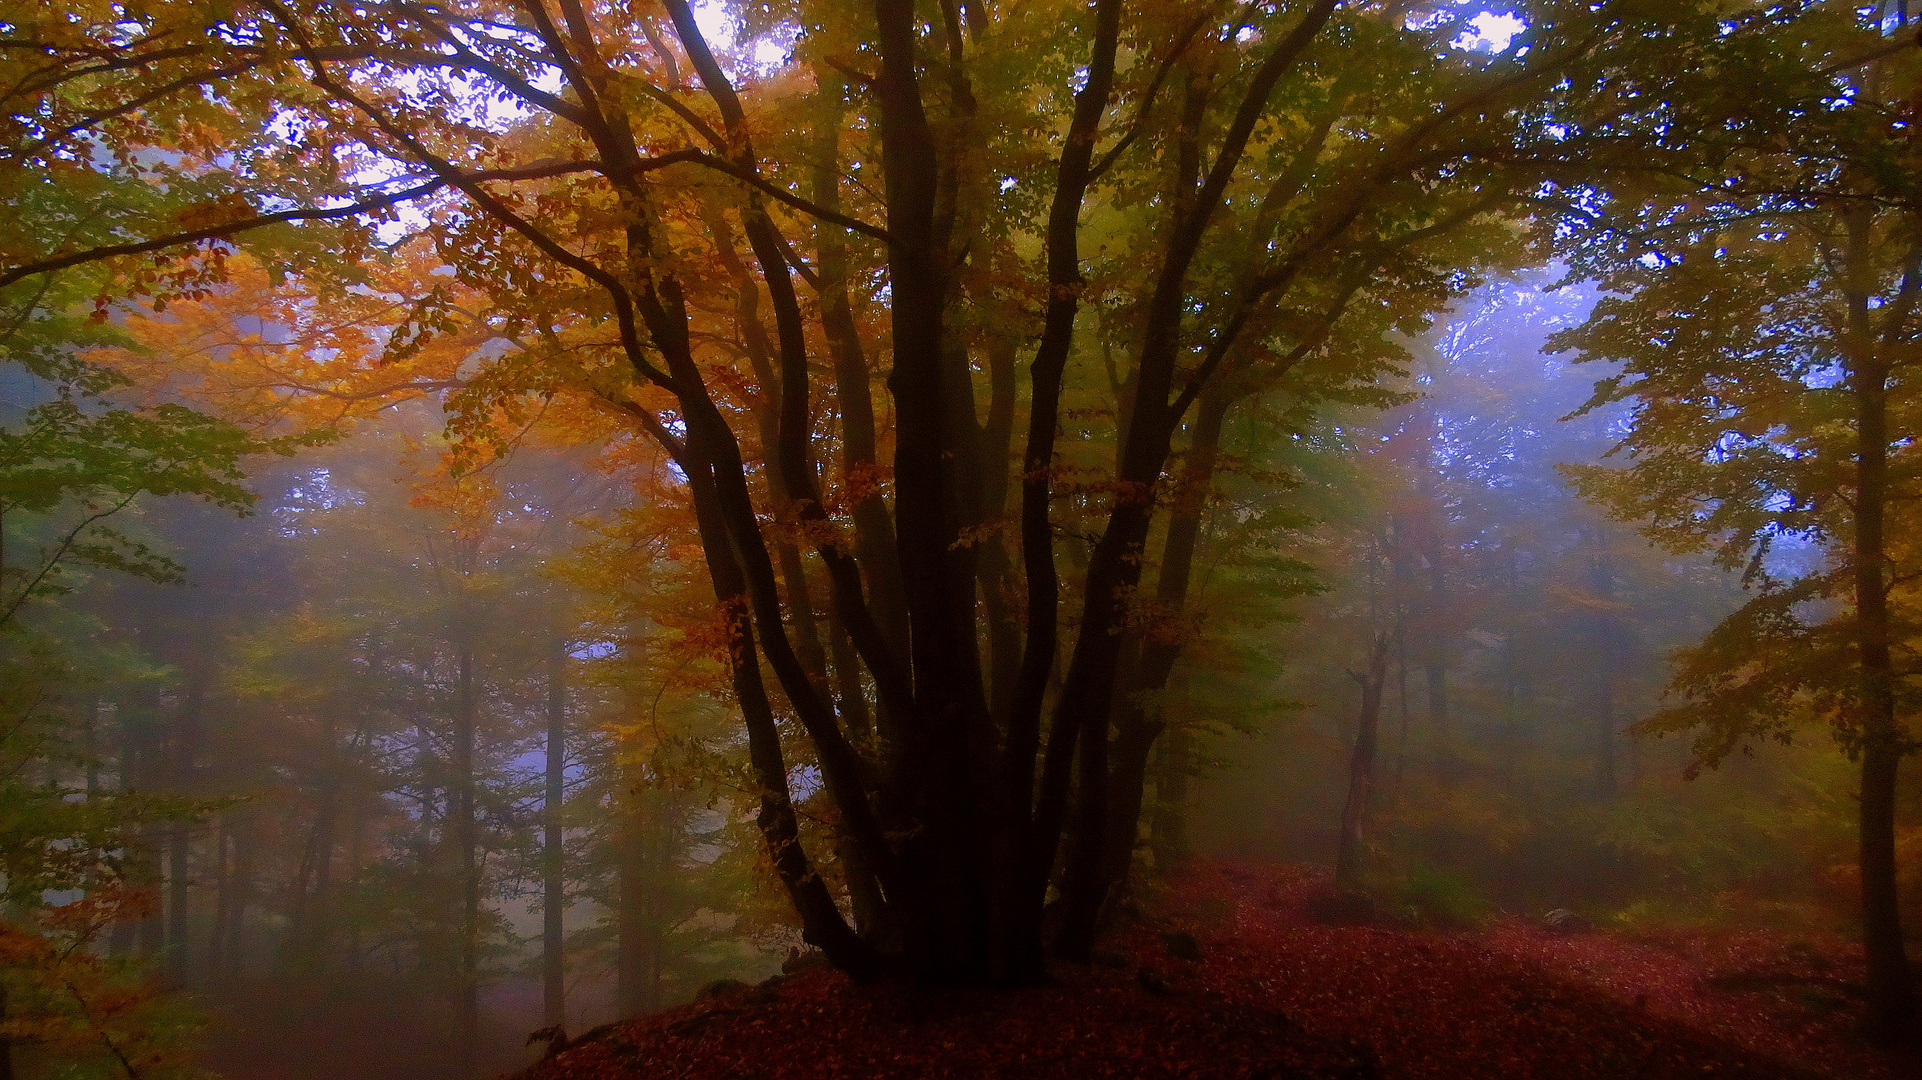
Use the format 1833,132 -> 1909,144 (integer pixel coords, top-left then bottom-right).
614,802 -> 650,1018
453,634 -> 480,1076
543,638 -> 567,1030
224,819 -> 254,976
285,727 -> 340,968
1591,547 -> 1618,797
165,678 -> 203,987
0,981 -> 13,1080
1098,391 -> 1233,899
1852,340 -> 1914,1043
208,816 -> 231,976
1336,634 -> 1394,893
1149,727 -> 1192,868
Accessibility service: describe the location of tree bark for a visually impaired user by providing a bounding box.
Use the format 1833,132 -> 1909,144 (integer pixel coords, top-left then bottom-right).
1591,547 -> 1618,797
452,632 -> 479,1076
543,638 -> 567,1029
1851,321 -> 1914,1044
165,677 -> 203,987
614,777 -> 659,1016
1051,0 -> 1342,960
995,0 -> 1124,984
1099,391 -> 1233,896
1336,634 -> 1394,893
208,815 -> 231,976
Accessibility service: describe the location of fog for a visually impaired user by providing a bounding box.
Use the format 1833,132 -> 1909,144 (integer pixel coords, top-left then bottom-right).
4,277 -> 1902,1078
6,2 -> 1920,1073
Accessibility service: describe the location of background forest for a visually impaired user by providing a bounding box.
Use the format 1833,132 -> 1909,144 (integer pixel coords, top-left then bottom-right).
2,0 -> 1920,1077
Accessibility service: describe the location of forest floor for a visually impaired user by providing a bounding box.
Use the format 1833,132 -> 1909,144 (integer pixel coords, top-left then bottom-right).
516,861 -> 1919,1079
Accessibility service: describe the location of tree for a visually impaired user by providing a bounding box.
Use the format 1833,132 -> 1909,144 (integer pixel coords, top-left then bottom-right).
1549,1 -> 1922,1042
2,0 -> 1681,983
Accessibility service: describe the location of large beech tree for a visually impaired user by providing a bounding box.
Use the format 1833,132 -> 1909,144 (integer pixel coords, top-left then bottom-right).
4,0 -> 1671,982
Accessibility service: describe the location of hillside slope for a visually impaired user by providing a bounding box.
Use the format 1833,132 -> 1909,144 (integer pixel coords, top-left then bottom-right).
518,862 -> 1913,1080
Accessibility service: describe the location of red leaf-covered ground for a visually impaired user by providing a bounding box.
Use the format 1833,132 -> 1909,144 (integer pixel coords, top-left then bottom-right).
520,862 -> 1919,1080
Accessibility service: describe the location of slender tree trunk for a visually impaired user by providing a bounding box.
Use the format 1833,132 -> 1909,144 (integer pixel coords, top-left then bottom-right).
125,686 -> 164,957
543,638 -> 567,1030
85,699 -> 101,796
453,635 -> 480,1076
1852,343 -> 1914,1043
1336,635 -> 1393,893
615,781 -> 662,1017
1393,623 -> 1412,788
1149,727 -> 1192,867
1592,548 -> 1618,797
208,817 -> 230,977
165,679 -> 202,987
0,982 -> 12,1080
225,818 -> 254,976
1099,392 -> 1233,898
285,732 -> 340,967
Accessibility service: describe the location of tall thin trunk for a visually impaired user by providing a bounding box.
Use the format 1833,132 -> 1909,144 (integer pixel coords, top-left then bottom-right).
285,727 -> 340,966
208,817 -> 230,977
453,635 -> 479,1076
1052,3 -> 1341,958
543,639 -> 567,1030
1099,391 -> 1232,897
84,699 -> 101,796
1148,727 -> 1191,867
221,818 -> 254,976
1336,635 -> 1394,893
165,679 -> 202,987
1591,549 -> 1618,797
995,0 -> 1124,984
615,779 -> 666,1016
0,982 -> 12,1080
1851,311 -> 1914,1044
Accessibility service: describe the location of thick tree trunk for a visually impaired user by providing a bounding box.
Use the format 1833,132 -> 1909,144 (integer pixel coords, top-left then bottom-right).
543,638 -> 567,1029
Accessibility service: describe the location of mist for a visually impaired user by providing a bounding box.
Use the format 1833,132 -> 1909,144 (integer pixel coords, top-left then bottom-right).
6,2 -> 1922,1077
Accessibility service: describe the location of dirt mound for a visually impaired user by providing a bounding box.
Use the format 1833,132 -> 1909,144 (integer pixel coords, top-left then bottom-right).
518,861 -> 1911,1080
519,961 -> 1376,1080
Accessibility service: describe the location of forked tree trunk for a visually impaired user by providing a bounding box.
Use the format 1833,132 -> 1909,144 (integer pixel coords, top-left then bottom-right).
1336,634 -> 1394,893
1099,392 -> 1233,899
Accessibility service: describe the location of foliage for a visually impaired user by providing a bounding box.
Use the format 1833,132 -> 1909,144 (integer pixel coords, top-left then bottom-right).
0,890 -> 210,1080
